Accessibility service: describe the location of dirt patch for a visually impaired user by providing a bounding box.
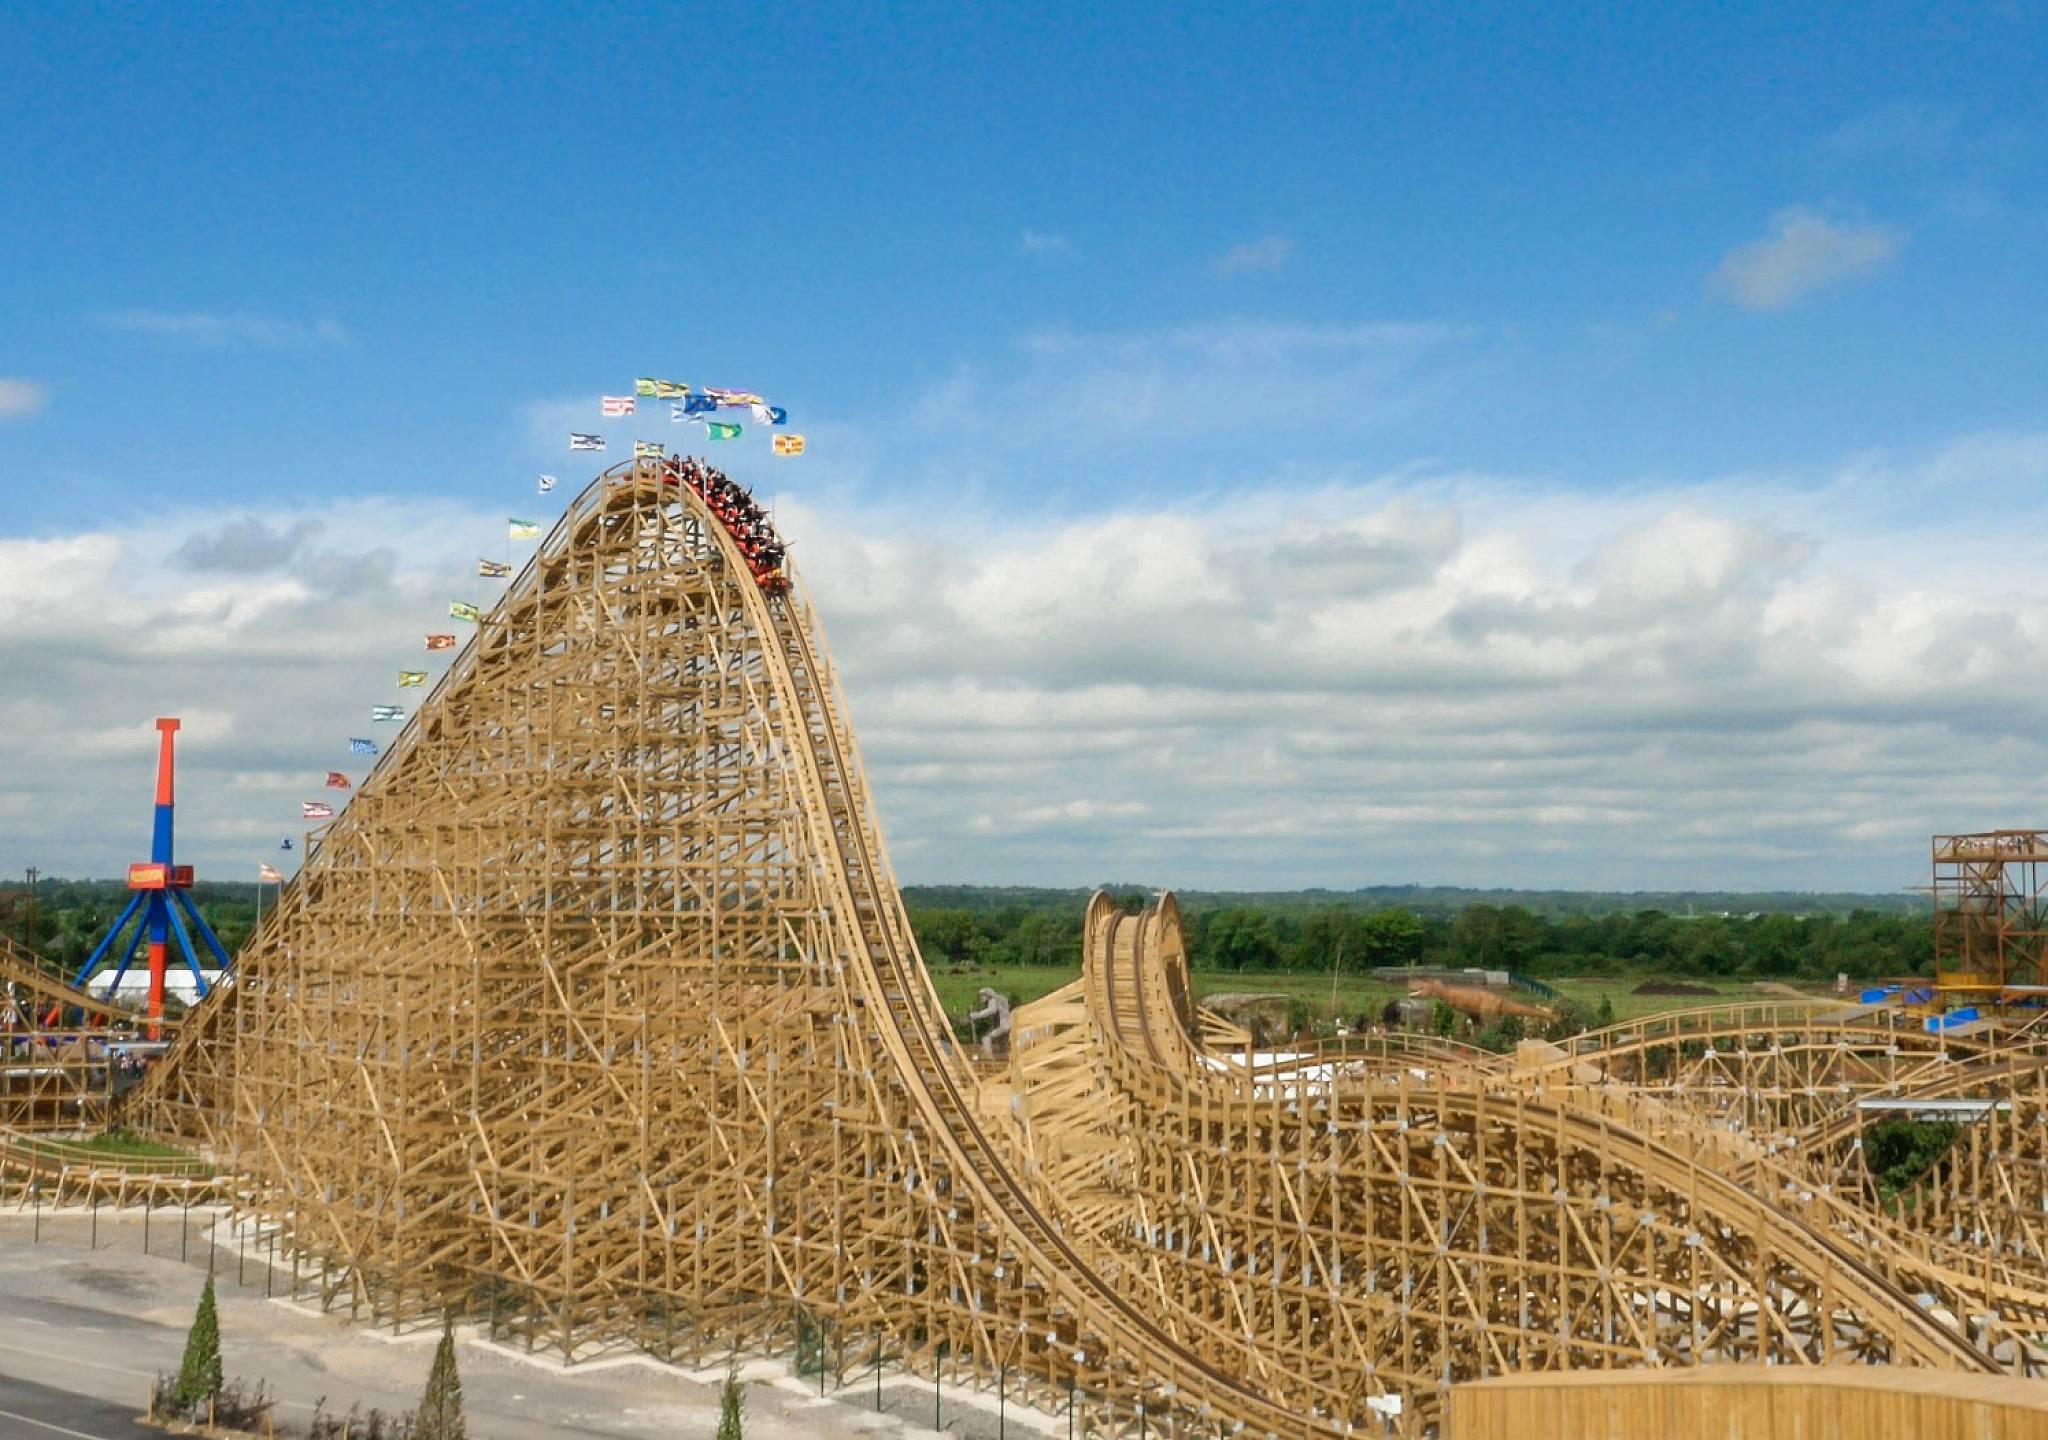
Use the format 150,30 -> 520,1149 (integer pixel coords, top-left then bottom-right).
1630,980 -> 1718,997
63,1258 -> 157,1300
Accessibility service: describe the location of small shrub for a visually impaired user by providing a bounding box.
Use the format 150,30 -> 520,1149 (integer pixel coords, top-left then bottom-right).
717,1359 -> 746,1440
151,1373 -> 272,1430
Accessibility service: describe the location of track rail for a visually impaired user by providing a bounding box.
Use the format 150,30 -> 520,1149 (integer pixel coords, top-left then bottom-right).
762,572 -> 1323,1436
1073,891 -> 2003,1406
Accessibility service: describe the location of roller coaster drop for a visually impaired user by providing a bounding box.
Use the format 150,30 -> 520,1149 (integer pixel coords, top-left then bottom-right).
77,460 -> 2048,1434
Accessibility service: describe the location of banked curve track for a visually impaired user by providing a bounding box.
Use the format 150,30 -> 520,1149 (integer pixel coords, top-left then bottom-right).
1016,893 -> 2005,1429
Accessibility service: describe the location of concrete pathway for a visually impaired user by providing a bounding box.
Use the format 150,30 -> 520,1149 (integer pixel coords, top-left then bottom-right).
0,1214 -> 1065,1438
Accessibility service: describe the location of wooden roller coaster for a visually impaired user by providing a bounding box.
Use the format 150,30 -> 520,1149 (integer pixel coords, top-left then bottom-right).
12,458 -> 2045,1436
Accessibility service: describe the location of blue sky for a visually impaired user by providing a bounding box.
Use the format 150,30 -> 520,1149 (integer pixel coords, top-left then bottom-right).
4,3 -> 2048,890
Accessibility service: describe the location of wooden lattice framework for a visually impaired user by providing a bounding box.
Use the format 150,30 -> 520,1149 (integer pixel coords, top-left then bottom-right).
100,460 -> 2048,1435
1934,830 -> 2048,998
0,936 -> 153,1132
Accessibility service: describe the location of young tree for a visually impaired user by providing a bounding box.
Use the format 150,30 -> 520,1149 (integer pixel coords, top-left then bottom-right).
416,1317 -> 467,1440
172,1272 -> 224,1412
717,1360 -> 746,1440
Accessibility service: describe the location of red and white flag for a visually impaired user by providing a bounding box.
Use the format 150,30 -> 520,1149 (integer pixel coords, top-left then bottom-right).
325,772 -> 351,790
601,395 -> 636,416
258,863 -> 284,883
300,801 -> 334,820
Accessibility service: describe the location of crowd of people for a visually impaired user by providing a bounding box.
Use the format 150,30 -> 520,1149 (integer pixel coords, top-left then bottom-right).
666,456 -> 789,593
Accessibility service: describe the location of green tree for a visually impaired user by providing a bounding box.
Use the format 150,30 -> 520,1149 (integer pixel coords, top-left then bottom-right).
1446,904 -> 1543,970
1472,1014 -> 1526,1053
172,1272 -> 224,1411
717,1360 -> 746,1440
1863,1120 -> 1960,1201
911,908 -> 983,965
1431,1000 -> 1459,1038
415,1317 -> 467,1440
1202,909 -> 1281,971
1354,909 -> 1426,967
1595,993 -> 1616,1028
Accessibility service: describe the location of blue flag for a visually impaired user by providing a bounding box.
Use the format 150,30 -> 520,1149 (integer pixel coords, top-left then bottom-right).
280,837 -> 293,851
768,406 -> 788,426
682,394 -> 718,414
349,738 -> 378,756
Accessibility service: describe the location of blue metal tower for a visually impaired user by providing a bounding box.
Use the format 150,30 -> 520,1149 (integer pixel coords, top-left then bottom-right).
71,718 -> 233,1034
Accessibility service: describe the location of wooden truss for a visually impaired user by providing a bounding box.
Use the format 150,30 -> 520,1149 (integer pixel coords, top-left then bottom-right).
0,936 -> 154,1132
100,461 -> 2048,1436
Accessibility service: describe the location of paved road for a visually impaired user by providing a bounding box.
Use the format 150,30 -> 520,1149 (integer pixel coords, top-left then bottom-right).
0,1215 -> 1042,1438
0,1372 -> 159,1439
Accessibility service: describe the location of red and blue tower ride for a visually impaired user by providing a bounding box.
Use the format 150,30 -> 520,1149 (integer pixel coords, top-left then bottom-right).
72,718 -> 233,1036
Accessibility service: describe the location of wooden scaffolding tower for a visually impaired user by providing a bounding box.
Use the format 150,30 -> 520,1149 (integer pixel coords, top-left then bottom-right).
1933,830 -> 2048,1002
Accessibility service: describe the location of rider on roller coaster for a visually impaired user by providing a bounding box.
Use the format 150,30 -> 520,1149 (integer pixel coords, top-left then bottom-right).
661,456 -> 789,594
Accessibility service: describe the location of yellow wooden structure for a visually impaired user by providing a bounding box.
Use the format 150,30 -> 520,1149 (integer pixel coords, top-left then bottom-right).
81,459 -> 2048,1436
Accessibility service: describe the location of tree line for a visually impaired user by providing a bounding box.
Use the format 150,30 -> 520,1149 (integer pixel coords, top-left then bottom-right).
0,879 -> 257,975
2,877 -> 1937,984
907,894 -> 1934,982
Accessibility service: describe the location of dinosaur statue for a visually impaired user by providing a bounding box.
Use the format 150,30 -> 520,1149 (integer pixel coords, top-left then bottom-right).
1409,977 -> 1555,1025
966,986 -> 1013,1058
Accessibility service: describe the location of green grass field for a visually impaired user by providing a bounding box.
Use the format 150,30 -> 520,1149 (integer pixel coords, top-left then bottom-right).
11,1129 -> 202,1171
66,1129 -> 194,1161
927,962 -> 1801,1029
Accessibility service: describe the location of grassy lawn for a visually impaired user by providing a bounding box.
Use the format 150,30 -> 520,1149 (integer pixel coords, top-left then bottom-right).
71,1130 -> 195,1161
927,964 -> 1079,1015
928,961 -> 1813,1029
23,1130 -> 200,1165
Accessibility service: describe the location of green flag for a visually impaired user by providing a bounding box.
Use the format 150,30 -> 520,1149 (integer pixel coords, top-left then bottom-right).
450,601 -> 481,623
707,422 -> 741,441
633,376 -> 657,396
508,518 -> 541,540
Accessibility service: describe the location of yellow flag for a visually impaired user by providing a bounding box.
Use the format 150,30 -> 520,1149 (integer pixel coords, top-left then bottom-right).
633,377 -> 657,396
397,670 -> 427,687
771,434 -> 806,457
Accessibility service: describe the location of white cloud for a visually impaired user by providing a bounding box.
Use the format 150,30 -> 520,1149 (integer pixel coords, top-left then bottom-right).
769,430 -> 2048,890
1214,235 -> 1294,274
0,378 -> 48,420
0,497 -> 501,880
95,310 -> 352,349
1019,229 -> 1074,256
1710,208 -> 1903,310
8,432 -> 2048,893
906,318 -> 1467,451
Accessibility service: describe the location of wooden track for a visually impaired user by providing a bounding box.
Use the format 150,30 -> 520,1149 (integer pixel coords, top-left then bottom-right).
0,936 -> 155,1132
109,460 -> 2048,1435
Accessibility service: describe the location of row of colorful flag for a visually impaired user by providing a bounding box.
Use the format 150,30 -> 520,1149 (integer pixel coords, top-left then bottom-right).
600,394 -> 785,422
281,515 -> 552,840
575,376 -> 805,457
572,431 -> 805,455
271,371 -> 789,873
